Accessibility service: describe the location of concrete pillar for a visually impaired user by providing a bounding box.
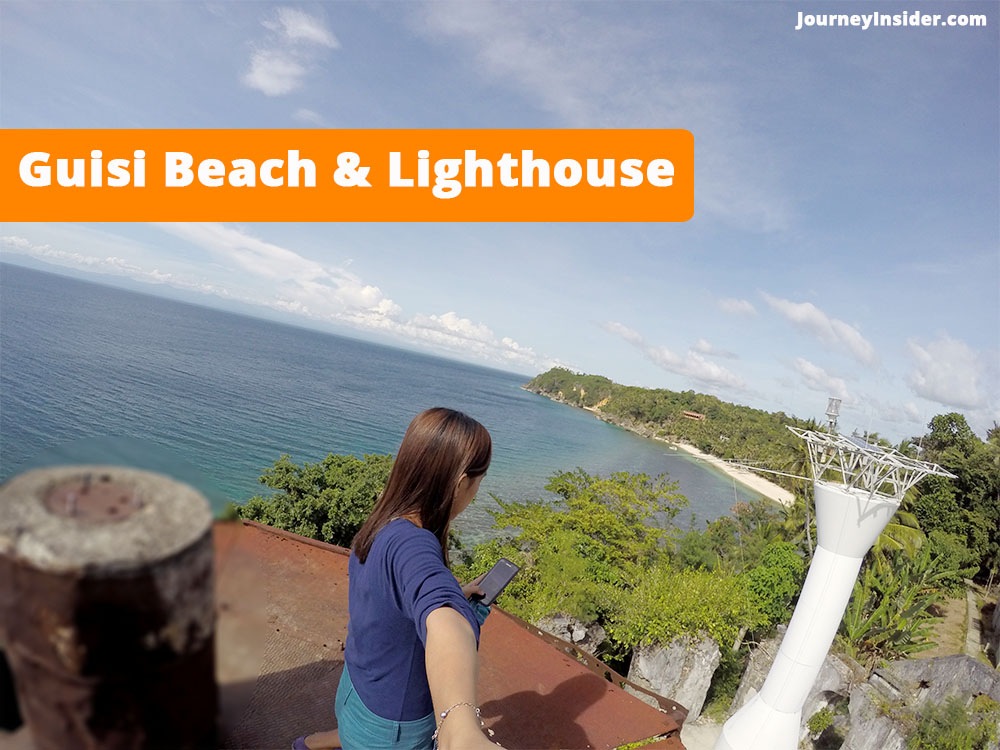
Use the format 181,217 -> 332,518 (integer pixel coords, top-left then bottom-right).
716,482 -> 897,750
0,466 -> 217,749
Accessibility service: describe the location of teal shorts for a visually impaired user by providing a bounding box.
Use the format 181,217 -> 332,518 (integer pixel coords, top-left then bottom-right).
334,664 -> 435,750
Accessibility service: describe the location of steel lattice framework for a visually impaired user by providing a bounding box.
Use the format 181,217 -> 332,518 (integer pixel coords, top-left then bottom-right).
786,426 -> 955,503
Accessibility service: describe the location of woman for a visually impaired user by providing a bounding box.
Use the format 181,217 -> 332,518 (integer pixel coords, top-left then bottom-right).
294,407 -> 501,750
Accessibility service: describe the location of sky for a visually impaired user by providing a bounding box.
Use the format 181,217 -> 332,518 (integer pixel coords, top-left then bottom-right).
1,1 -> 997,442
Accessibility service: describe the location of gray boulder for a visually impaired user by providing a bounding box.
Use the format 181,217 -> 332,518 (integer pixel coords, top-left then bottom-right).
877,654 -> 1000,707
841,655 -> 1000,750
627,635 -> 720,720
840,682 -> 908,750
534,613 -> 607,656
993,600 -> 999,656
729,626 -> 784,711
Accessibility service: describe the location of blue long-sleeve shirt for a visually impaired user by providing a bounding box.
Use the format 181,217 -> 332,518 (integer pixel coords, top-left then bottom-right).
344,518 -> 481,721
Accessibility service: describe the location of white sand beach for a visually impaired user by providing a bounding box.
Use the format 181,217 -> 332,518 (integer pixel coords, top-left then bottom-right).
570,398 -> 797,507
670,441 -> 795,507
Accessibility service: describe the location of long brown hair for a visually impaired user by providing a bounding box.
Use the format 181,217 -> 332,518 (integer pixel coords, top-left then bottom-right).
353,407 -> 491,564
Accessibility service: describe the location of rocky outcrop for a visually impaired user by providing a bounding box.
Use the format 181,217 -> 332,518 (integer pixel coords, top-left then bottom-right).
521,385 -> 665,440
627,636 -> 721,720
991,598 -> 999,657
729,626 -> 784,712
840,655 -> 1000,750
534,614 -> 607,656
840,682 -> 908,750
877,654 -> 1000,705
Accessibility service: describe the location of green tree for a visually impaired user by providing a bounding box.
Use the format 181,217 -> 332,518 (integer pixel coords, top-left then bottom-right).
740,541 -> 806,628
236,453 -> 393,546
676,523 -> 720,571
781,437 -> 815,557
682,500 -> 786,575
495,469 -> 688,576
525,367 -> 816,495
910,477 -> 965,536
780,495 -> 816,559
925,530 -> 979,596
728,499 -> 784,572
917,413 -> 1000,580
457,469 -> 688,623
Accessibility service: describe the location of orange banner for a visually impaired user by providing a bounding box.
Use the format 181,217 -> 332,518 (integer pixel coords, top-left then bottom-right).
1,129 -> 693,222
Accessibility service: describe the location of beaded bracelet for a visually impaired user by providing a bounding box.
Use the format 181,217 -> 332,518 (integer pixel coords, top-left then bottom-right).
430,701 -> 482,742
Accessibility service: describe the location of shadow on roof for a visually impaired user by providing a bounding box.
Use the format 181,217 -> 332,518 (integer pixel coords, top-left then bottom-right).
215,520 -> 686,750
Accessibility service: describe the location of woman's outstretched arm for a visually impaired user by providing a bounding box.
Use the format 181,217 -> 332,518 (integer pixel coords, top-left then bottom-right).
424,607 -> 501,750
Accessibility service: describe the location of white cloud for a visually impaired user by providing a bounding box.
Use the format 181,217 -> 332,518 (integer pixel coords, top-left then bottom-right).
761,292 -> 878,366
156,223 -> 328,282
377,312 -> 542,370
155,223 -> 408,333
856,395 -> 924,427
793,357 -> 850,401
243,50 -> 307,96
651,347 -> 746,390
243,8 -> 338,97
266,8 -> 339,48
158,225 -> 549,371
1,236 -> 36,252
693,338 -> 737,359
1,235 -> 234,297
412,1 -> 792,232
719,297 -> 757,316
906,335 -> 988,409
412,311 -> 495,345
603,321 -> 745,390
601,320 -> 644,345
293,107 -> 326,125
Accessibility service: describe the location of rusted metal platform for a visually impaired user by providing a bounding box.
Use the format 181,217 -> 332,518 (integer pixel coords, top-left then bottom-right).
215,520 -> 686,750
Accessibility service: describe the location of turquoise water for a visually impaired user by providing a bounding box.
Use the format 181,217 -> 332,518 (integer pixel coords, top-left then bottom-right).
0,263 -> 764,540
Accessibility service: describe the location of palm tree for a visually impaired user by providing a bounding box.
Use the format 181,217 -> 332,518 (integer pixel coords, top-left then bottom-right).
781,494 -> 815,556
872,497 -> 926,558
896,438 -> 919,459
781,438 -> 814,558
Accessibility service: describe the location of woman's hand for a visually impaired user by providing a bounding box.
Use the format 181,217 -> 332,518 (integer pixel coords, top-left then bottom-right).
460,573 -> 485,600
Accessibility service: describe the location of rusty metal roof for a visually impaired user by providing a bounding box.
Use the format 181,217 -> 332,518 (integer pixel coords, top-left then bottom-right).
215,520 -> 686,750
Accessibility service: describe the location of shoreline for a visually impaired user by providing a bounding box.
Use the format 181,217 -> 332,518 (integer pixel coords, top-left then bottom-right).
586,405 -> 796,507
666,440 -> 795,508
524,386 -> 796,507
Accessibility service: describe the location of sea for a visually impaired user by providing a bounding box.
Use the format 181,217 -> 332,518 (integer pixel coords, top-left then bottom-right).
0,263 -> 765,541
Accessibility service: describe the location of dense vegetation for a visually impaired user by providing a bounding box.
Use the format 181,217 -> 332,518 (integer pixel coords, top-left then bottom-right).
906,694 -> 999,750
906,413 -> 1000,582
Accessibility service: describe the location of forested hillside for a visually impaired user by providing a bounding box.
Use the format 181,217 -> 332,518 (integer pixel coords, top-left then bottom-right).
525,367 -> 815,488
526,367 -> 1000,582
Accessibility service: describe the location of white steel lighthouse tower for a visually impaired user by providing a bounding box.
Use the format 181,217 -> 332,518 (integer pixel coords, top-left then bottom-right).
716,421 -> 954,750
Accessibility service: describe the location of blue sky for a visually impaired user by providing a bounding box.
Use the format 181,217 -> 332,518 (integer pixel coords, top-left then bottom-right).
1,1 -> 997,441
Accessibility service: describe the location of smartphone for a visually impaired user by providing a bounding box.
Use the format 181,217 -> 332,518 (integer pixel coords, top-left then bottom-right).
471,558 -> 520,606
